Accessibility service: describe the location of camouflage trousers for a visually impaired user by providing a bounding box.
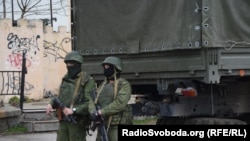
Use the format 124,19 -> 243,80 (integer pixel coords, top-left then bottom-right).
56,121 -> 87,141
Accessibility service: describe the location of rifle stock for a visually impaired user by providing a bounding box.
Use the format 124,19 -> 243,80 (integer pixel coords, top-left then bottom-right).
91,89 -> 109,141
57,108 -> 63,121
46,92 -> 77,124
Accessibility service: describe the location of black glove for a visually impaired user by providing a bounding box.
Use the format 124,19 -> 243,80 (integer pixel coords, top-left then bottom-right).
90,111 -> 100,121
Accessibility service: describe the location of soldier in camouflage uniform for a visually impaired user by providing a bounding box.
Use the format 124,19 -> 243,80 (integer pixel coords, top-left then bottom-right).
90,56 -> 133,141
46,51 -> 96,141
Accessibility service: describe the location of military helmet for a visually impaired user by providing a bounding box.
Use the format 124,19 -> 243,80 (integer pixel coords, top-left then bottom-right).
102,56 -> 123,72
64,51 -> 83,64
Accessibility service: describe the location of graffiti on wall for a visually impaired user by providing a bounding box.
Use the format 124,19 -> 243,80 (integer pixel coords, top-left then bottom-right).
2,24 -> 71,99
6,75 -> 34,93
6,33 -> 41,69
43,37 -> 71,62
1,73 -> 34,94
7,53 -> 31,69
7,33 -> 40,54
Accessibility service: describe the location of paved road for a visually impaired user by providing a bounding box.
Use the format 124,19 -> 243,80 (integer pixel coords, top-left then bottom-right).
0,130 -> 97,141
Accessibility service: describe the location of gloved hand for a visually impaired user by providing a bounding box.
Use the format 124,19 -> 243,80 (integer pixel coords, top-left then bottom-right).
90,111 -> 101,121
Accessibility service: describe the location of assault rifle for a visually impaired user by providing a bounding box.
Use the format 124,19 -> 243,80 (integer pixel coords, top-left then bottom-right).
90,89 -> 109,141
46,92 -> 77,124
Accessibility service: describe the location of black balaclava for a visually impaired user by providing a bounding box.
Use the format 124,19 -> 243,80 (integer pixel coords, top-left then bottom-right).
104,65 -> 115,78
66,61 -> 82,78
104,65 -> 120,81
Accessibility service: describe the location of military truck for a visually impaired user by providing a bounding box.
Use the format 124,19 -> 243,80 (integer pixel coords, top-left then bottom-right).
71,0 -> 250,124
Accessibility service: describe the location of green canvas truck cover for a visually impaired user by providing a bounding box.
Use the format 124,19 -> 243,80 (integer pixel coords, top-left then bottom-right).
73,0 -> 250,55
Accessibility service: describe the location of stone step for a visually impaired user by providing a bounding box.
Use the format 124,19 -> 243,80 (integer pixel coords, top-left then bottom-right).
21,108 -> 59,132
0,99 -> 60,132
22,109 -> 57,121
20,119 -> 59,132
20,98 -> 63,133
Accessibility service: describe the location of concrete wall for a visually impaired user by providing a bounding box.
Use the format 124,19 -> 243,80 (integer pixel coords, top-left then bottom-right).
0,19 -> 71,103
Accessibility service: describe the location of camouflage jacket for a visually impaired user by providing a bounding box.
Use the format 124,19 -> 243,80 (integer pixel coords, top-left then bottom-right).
51,71 -> 96,123
97,78 -> 133,125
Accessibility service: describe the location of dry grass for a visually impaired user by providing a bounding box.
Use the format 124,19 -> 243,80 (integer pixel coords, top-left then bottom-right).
133,116 -> 157,125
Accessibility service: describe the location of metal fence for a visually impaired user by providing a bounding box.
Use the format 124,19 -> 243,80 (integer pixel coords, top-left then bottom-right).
0,51 -> 27,112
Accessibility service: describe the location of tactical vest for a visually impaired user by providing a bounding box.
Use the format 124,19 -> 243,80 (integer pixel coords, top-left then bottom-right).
98,78 -> 133,125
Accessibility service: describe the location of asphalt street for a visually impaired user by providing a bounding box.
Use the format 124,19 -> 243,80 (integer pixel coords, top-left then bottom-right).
0,130 -> 97,141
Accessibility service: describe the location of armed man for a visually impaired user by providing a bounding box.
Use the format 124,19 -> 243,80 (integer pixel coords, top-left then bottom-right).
90,56 -> 133,141
46,51 -> 96,141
